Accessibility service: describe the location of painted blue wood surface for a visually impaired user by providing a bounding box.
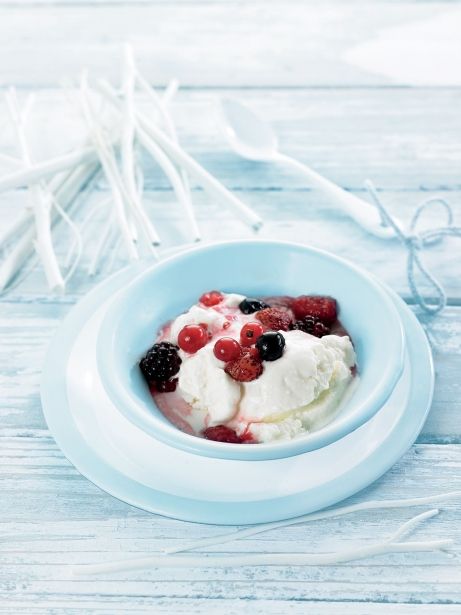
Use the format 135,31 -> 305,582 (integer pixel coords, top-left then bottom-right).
1,1 -> 460,612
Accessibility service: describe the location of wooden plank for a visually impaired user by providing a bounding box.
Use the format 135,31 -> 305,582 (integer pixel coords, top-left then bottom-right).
0,2 -> 457,87
0,601 -> 460,615
0,442 -> 460,605
2,87 -> 460,191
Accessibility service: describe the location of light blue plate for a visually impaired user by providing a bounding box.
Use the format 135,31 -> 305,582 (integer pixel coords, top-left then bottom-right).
41,262 -> 433,525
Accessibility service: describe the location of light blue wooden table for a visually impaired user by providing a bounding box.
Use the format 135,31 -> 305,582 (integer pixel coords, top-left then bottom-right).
1,1 -> 461,612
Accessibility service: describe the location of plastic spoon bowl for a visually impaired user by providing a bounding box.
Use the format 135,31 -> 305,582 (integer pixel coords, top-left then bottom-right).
219,98 -> 399,239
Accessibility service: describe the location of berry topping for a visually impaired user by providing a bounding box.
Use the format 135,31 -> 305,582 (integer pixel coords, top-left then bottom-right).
291,295 -> 337,324
292,316 -> 330,338
256,331 -> 285,361
261,295 -> 293,308
213,337 -> 242,362
140,342 -> 182,384
150,378 -> 179,393
240,322 -> 265,347
225,349 -> 263,382
178,324 -> 208,353
256,307 -> 293,331
245,346 -> 261,360
238,298 -> 270,314
199,290 -> 223,307
203,425 -> 242,443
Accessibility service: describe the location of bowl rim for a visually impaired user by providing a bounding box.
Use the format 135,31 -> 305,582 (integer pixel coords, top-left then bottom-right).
96,239 -> 405,461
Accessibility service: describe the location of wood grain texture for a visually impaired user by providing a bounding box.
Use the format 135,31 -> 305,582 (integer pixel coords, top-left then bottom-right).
1,441 -> 461,604
2,87 -> 459,192
0,0 -> 460,611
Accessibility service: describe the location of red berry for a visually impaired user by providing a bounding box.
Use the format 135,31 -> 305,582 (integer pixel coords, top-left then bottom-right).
225,349 -> 263,382
240,322 -> 265,347
213,337 -> 242,362
178,324 -> 208,353
256,307 -> 292,331
291,296 -> 337,324
199,290 -> 223,307
203,425 -> 242,443
246,346 -> 261,360
199,322 -> 212,339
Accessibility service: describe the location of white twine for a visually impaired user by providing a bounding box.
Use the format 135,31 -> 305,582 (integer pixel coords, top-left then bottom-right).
71,507 -> 452,576
365,180 -> 461,315
165,490 -> 461,555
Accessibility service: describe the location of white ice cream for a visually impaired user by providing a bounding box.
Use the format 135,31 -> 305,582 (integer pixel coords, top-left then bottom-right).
156,293 -> 356,443
244,333 -> 356,442
176,330 -> 355,442
178,345 -> 241,424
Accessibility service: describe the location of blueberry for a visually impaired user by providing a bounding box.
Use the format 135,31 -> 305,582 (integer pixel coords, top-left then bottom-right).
256,332 -> 285,361
239,298 -> 269,314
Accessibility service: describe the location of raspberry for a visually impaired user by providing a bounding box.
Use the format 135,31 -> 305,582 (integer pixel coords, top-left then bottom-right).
139,342 -> 181,384
292,316 -> 330,338
240,322 -> 265,347
225,349 -> 263,382
245,346 -> 261,360
213,337 -> 242,362
178,324 -> 208,353
199,290 -> 223,307
203,425 -> 242,443
256,307 -> 292,331
291,295 -> 337,324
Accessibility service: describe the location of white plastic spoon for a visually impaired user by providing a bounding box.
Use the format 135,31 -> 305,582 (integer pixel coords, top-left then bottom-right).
219,98 -> 398,238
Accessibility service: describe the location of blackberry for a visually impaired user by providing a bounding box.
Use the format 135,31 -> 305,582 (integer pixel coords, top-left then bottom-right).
139,342 -> 182,384
151,378 -> 178,393
292,316 -> 330,338
239,298 -> 270,314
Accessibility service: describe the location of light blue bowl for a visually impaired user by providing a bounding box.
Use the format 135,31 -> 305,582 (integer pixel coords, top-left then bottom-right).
97,240 -> 405,461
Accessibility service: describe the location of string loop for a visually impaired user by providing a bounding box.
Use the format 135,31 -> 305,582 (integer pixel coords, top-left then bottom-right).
364,181 -> 461,315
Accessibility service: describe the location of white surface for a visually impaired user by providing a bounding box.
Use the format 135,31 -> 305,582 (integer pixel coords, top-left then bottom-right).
345,8 -> 461,85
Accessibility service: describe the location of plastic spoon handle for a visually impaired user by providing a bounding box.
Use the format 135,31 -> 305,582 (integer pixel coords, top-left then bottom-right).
276,153 -> 395,238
